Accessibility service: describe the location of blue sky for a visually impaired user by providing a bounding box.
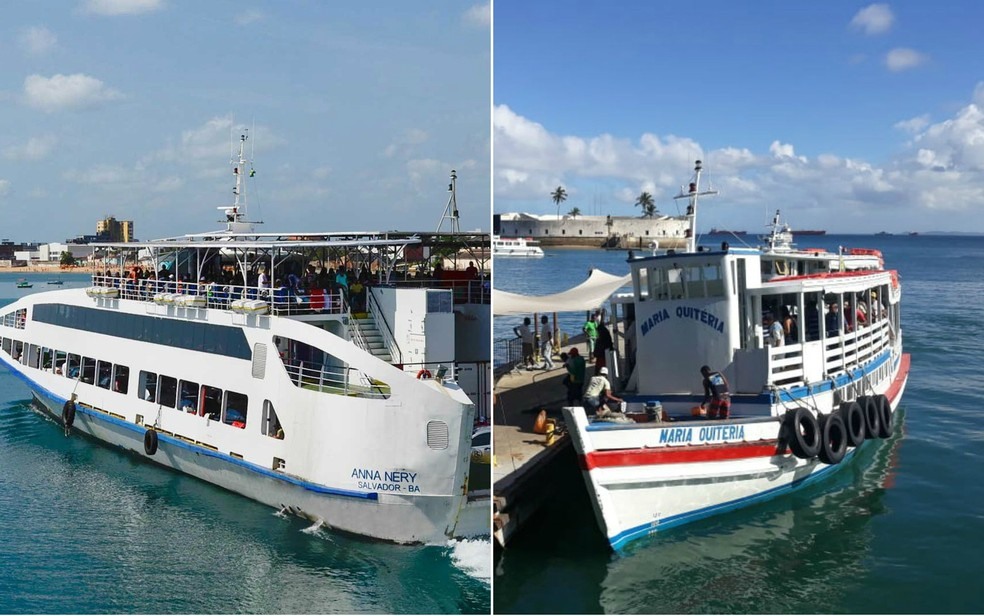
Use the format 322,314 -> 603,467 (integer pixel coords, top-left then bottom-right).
494,1 -> 984,233
0,0 -> 490,243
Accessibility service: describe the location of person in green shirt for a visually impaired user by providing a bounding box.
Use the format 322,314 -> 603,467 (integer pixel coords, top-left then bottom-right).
582,312 -> 599,362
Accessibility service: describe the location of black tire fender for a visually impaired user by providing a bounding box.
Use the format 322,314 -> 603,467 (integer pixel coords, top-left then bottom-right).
61,400 -> 76,429
859,396 -> 880,440
875,394 -> 893,438
818,413 -> 848,465
144,429 -> 159,456
785,407 -> 821,459
838,400 -> 865,447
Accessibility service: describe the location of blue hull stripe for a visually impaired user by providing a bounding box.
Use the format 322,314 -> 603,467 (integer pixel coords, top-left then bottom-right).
607,448 -> 858,551
624,348 -> 892,407
0,355 -> 377,501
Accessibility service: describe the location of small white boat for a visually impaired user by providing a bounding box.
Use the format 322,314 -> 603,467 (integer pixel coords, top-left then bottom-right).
563,161 -> 909,550
47,280 -> 65,285
492,235 -> 544,257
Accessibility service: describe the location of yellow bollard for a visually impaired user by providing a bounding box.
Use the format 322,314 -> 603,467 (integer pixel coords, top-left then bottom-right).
545,419 -> 557,446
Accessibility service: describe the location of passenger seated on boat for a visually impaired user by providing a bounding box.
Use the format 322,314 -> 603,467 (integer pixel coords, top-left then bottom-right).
583,367 -> 622,415
699,365 -> 731,420
273,281 -> 289,311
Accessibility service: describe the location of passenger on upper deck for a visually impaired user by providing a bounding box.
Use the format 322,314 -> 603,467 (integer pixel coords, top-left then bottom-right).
782,307 -> 798,345
825,302 -> 843,336
465,261 -> 478,278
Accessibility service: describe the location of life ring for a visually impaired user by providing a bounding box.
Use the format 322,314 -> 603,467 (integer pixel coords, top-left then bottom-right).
838,400 -> 866,447
817,413 -> 848,465
784,407 -> 820,459
875,394 -> 893,438
144,429 -> 159,456
61,400 -> 76,429
858,396 -> 881,440
416,369 -> 432,380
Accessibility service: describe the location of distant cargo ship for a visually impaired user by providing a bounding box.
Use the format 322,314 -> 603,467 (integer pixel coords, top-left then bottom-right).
791,229 -> 826,236
708,228 -> 747,235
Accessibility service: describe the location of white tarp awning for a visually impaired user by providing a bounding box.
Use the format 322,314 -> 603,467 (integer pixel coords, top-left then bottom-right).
493,269 -> 632,316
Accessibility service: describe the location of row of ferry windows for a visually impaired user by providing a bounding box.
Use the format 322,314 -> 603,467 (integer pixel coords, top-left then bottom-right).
0,336 -> 283,439
641,263 -> 725,300
2,308 -> 27,329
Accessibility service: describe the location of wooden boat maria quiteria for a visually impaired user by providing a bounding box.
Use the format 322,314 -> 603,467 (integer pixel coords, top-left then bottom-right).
0,134 -> 490,544
563,160 -> 910,550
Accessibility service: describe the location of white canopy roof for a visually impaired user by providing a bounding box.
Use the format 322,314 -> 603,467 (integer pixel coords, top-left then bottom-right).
493,269 -> 632,316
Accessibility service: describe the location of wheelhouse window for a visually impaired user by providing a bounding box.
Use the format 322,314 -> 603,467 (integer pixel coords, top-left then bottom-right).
262,400 -> 283,439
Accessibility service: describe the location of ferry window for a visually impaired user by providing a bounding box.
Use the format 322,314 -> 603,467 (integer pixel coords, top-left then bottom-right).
201,385 -> 222,420
27,344 -> 40,368
159,375 -> 177,408
67,354 -> 81,379
667,266 -> 684,299
12,341 -> 23,361
139,371 -> 158,402
41,347 -> 53,371
704,264 -> 724,297
804,292 -> 822,342
686,266 -> 704,298
113,365 -> 129,394
97,360 -> 113,389
81,357 -> 96,384
262,400 -> 283,439
1,337 -> 9,354
224,391 -> 248,428
178,380 -> 199,413
54,350 -> 67,375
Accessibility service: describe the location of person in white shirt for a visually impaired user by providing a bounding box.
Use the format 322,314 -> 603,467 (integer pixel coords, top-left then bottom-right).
764,312 -> 784,347
539,315 -> 554,370
583,367 -> 622,414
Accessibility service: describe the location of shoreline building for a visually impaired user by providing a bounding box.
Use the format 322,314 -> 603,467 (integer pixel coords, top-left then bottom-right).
96,216 -> 135,243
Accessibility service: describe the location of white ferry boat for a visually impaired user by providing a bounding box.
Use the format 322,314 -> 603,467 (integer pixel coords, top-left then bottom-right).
564,161 -> 910,550
0,135 -> 489,544
492,235 -> 544,258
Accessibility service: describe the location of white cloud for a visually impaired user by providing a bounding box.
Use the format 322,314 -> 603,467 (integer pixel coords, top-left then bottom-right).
463,2 -> 490,27
894,115 -> 930,134
849,4 -> 894,35
383,128 -> 430,158
81,0 -> 164,16
885,48 -> 927,72
0,179 -> 10,197
18,26 -> 57,55
234,9 -> 263,26
23,73 -> 123,112
3,135 -> 57,161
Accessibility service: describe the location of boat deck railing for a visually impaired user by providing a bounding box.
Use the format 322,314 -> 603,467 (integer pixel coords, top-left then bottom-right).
90,275 -> 348,316
282,361 -> 390,399
768,318 -> 893,387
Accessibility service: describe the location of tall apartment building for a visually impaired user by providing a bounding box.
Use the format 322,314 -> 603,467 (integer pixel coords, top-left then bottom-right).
96,216 -> 134,242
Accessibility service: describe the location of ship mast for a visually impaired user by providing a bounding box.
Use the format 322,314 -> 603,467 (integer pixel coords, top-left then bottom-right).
673,159 -> 718,253
218,133 -> 258,234
436,169 -> 460,233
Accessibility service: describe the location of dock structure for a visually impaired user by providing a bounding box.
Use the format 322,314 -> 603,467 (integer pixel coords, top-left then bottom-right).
492,360 -> 577,548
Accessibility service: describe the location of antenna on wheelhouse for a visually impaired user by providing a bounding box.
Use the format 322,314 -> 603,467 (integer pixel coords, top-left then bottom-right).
673,159 -> 718,253
436,169 -> 460,233
218,132 -> 261,234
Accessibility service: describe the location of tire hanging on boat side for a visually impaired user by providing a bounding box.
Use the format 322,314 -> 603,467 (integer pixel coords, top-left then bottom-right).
61,399 -> 76,430
838,400 -> 865,447
144,428 -> 158,456
818,413 -> 848,465
858,396 -> 880,440
785,407 -> 821,459
875,394 -> 893,438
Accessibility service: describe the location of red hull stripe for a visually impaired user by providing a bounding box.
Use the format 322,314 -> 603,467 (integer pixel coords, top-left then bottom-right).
579,353 -> 911,472
581,442 -> 781,470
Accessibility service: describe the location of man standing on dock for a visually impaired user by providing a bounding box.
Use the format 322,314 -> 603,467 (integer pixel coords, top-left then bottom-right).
564,348 -> 586,405
583,312 -> 599,363
514,317 -> 536,370
539,315 -> 555,370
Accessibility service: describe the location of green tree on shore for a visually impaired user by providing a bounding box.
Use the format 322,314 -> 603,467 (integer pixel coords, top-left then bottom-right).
551,186 -> 567,219
60,251 -> 76,267
635,191 -> 656,218
568,207 -> 581,218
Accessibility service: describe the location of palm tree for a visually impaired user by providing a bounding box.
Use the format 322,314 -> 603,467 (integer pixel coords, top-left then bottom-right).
568,206 -> 581,219
551,186 -> 567,219
635,191 -> 657,218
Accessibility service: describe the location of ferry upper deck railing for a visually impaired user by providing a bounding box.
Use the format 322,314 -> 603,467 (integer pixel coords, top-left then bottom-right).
767,318 -> 893,388
282,360 -> 390,399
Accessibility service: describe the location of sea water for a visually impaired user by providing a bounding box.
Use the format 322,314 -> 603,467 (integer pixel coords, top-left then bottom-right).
493,234 -> 984,614
0,273 -> 490,615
